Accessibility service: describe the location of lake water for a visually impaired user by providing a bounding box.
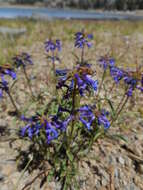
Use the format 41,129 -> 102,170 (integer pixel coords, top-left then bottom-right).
0,7 -> 142,20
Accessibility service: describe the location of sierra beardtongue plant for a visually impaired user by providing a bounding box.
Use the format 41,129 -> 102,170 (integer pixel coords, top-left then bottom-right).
0,65 -> 19,114
2,30 -> 141,190
45,39 -> 61,75
13,52 -> 35,98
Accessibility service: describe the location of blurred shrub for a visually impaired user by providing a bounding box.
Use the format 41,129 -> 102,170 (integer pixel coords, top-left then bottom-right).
8,0 -> 143,10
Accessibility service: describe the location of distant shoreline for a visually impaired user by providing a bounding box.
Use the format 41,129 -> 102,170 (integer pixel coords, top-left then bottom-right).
0,4 -> 141,14
0,4 -> 143,20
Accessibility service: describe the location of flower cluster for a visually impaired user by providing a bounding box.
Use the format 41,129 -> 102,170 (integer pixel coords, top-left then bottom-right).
56,65 -> 98,96
0,66 -> 16,98
13,52 -> 33,68
78,105 -> 110,130
21,112 -> 73,144
45,39 -> 62,53
78,105 -> 95,130
21,114 -> 58,143
74,31 -> 93,49
99,56 -> 115,70
99,57 -> 143,97
15,30 -> 143,190
97,109 -> 110,129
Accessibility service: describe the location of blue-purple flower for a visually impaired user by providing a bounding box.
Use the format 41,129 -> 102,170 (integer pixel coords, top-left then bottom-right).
75,73 -> 98,95
21,114 -> 69,143
56,66 -> 98,97
99,57 -> 115,70
56,69 -> 69,76
78,105 -> 95,130
109,65 -> 143,96
45,122 -> 58,144
52,115 -> 72,132
13,52 -> 33,68
97,110 -> 110,129
45,39 -> 62,53
0,67 -> 16,99
75,31 -> 93,49
78,105 -> 110,130
110,67 -> 124,83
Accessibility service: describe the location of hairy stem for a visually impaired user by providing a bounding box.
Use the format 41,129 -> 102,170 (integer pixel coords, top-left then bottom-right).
23,66 -> 34,99
81,45 -> 85,64
115,93 -> 126,114
7,90 -> 20,115
97,70 -> 106,99
110,95 -> 129,126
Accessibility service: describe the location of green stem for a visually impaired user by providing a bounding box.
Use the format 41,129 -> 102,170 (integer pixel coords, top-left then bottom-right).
14,157 -> 32,190
7,90 -> 20,115
69,80 -> 77,143
115,93 -> 126,114
110,96 -> 129,126
52,52 -> 56,77
51,52 -> 59,100
23,66 -> 34,99
97,70 -> 106,99
81,45 -> 85,64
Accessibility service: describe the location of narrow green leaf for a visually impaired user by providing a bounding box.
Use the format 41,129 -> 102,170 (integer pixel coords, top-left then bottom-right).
112,134 -> 128,142
66,150 -> 74,162
93,131 -> 103,141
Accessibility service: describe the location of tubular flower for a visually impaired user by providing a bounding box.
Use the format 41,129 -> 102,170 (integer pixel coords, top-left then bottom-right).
52,115 -> 72,132
56,66 -> 98,97
78,106 -> 110,130
20,115 -> 59,143
99,56 -> 143,96
78,105 -> 95,130
0,66 -> 16,80
75,73 -> 98,96
110,67 -> 124,83
97,110 -> 110,129
74,31 -> 93,49
108,63 -> 143,96
13,52 -> 33,68
99,57 -> 115,70
0,66 -> 16,99
45,122 -> 58,144
45,39 -> 62,53
0,75 -> 9,98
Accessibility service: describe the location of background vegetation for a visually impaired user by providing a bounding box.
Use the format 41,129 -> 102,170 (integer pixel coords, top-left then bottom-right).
2,0 -> 143,10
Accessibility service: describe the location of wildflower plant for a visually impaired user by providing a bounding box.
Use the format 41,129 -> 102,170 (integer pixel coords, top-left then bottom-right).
45,39 -> 61,75
0,65 -> 19,114
13,52 -> 35,98
1,30 -> 142,190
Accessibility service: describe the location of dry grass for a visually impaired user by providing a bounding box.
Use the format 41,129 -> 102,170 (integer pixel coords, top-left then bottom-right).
0,19 -> 143,69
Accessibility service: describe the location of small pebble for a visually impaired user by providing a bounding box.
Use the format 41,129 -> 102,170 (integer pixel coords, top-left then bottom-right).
118,156 -> 125,165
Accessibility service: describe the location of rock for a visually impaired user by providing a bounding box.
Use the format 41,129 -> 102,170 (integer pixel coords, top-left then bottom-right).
0,148 -> 5,154
125,158 -> 132,167
2,164 -> 16,176
0,172 -> 4,182
137,164 -> 143,174
101,177 -> 108,186
134,176 -> 143,189
95,180 -> 101,189
0,119 -> 7,128
10,172 -> 20,185
108,155 -> 116,165
136,133 -> 143,141
118,156 -> 125,165
114,168 -> 119,178
0,184 -> 13,190
132,145 -> 142,157
129,183 -> 140,190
